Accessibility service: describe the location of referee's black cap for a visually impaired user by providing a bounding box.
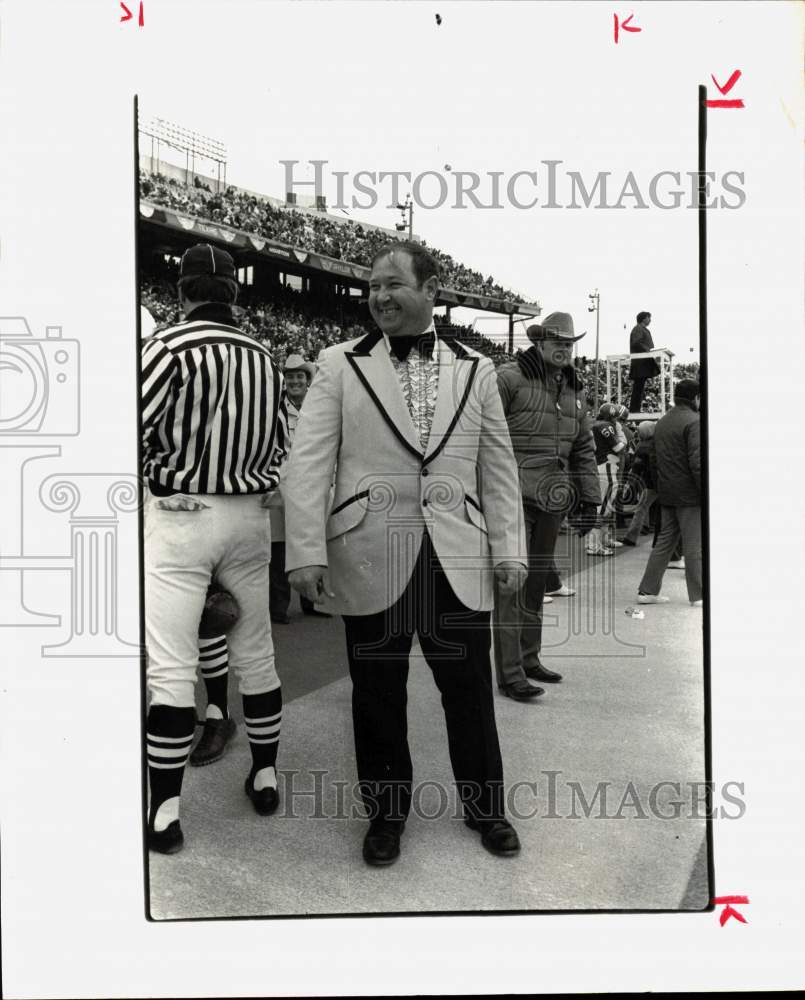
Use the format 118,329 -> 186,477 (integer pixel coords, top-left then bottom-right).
179,243 -> 237,281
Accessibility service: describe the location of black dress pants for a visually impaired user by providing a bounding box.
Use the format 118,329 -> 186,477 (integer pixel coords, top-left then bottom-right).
342,531 -> 504,826
629,376 -> 648,413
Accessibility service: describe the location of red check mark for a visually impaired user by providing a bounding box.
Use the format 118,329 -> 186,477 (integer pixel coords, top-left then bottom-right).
706,70 -> 744,108
712,70 -> 741,95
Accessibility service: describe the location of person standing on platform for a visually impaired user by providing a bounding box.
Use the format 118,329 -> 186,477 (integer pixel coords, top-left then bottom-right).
636,379 -> 703,607
629,311 -> 660,414
493,315 -> 601,699
142,243 -> 288,854
283,242 -> 527,865
267,354 -> 332,624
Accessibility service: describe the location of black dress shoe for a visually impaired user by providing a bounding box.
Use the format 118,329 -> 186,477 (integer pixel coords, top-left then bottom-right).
147,819 -> 184,855
500,680 -> 544,701
524,662 -> 563,683
270,613 -> 290,625
189,717 -> 236,767
464,816 -> 521,856
244,775 -> 280,816
621,537 -> 637,547
362,821 -> 403,866
302,607 -> 332,618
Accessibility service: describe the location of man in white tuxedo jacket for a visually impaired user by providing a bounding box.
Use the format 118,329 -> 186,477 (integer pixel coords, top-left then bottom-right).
283,243 -> 530,866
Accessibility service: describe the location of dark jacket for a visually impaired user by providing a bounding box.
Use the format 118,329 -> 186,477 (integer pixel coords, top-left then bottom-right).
496,346 -> 601,513
629,323 -> 660,379
631,439 -> 655,490
650,399 -> 701,507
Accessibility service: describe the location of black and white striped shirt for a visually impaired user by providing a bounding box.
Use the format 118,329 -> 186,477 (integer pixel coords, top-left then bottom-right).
141,303 -> 288,495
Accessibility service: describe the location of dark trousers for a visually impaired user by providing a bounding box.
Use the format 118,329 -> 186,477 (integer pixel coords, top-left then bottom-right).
546,559 -> 562,594
629,376 -> 648,414
641,505 -> 703,601
652,508 -> 683,561
342,531 -> 504,825
269,541 -> 314,616
492,505 -> 564,687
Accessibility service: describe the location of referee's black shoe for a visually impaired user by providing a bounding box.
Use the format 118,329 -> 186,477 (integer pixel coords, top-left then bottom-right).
147,820 -> 184,855
190,717 -> 236,767
245,773 -> 279,816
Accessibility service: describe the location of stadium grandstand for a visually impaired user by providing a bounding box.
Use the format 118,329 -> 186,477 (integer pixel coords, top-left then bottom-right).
138,120 -> 698,409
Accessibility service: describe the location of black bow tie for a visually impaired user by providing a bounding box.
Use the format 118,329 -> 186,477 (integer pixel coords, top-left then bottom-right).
389,331 -> 436,362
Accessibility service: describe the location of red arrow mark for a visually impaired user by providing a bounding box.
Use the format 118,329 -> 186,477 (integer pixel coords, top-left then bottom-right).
719,905 -> 748,926
120,2 -> 132,21
706,70 -> 744,108
712,895 -> 750,925
614,12 -> 642,44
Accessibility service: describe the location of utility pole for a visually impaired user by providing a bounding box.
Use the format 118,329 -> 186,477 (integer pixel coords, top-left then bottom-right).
395,194 -> 413,239
588,289 -> 601,412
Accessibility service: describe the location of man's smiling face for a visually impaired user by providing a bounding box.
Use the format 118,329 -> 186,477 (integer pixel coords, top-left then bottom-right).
368,250 -> 436,338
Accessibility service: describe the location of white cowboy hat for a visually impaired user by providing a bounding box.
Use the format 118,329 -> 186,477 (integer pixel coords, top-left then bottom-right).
283,354 -> 316,381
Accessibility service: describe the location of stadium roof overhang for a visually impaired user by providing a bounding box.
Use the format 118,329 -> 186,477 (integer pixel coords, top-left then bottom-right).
139,202 -> 541,318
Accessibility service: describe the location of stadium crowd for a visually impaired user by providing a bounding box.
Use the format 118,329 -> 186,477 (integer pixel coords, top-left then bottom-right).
142,272 -> 694,406
140,271 -> 511,369
140,169 -> 532,303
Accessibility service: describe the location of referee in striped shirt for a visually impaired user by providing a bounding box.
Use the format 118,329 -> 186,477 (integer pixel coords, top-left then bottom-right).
142,242 -> 289,854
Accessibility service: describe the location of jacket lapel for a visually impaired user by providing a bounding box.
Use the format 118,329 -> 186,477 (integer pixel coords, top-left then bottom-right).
423,337 -> 479,466
345,331 -> 424,460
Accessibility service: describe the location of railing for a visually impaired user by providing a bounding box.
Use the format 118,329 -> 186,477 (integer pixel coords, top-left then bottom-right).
605,349 -> 676,420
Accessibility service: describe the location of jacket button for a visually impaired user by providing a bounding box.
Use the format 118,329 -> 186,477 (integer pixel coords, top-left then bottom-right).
421,468 -> 429,477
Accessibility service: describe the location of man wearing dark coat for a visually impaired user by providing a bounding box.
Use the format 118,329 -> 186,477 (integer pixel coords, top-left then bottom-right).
492,314 -> 601,701
629,311 -> 660,414
636,379 -> 703,607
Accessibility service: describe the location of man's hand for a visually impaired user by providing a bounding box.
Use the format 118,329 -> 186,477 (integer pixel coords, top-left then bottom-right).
288,565 -> 334,604
494,561 -> 527,594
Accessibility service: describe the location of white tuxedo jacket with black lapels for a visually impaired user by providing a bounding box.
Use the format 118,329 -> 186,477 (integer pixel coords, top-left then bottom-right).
283,328 -> 526,616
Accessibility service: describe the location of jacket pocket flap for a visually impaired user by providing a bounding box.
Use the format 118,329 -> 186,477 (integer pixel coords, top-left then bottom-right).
326,491 -> 370,540
464,496 -> 488,534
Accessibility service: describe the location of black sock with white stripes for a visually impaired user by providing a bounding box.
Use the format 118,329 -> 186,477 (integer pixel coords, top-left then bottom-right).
198,635 -> 229,719
147,705 -> 196,831
242,688 -> 282,790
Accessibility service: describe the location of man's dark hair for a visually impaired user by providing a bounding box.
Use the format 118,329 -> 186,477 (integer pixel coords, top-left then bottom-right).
674,378 -> 700,402
178,275 -> 238,305
370,241 -> 440,287
636,310 -> 651,324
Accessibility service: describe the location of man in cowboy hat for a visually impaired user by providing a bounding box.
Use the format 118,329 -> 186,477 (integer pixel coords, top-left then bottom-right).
492,312 -> 601,700
268,353 -> 331,623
